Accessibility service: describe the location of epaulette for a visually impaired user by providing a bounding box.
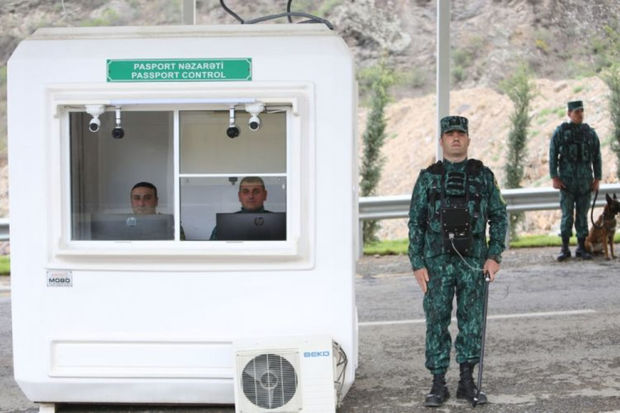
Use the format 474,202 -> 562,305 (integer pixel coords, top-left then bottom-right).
425,160 -> 444,175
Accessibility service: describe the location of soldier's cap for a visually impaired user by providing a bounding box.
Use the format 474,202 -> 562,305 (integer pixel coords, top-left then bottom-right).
440,115 -> 468,134
567,100 -> 583,111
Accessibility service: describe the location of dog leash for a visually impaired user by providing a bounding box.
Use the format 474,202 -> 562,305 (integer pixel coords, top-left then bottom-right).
590,189 -> 603,229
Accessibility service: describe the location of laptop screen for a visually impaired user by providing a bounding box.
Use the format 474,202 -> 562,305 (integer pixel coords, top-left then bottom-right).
216,212 -> 286,241
90,213 -> 174,240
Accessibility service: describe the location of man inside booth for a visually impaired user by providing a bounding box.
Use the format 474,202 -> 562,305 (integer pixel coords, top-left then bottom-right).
236,176 -> 271,214
209,176 -> 273,240
130,181 -> 185,240
130,181 -> 159,215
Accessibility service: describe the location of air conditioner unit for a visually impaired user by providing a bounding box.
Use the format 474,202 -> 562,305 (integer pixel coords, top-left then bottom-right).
233,336 -> 346,413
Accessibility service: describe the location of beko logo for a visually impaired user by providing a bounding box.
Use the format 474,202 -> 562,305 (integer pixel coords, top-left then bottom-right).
304,351 -> 330,358
47,270 -> 73,287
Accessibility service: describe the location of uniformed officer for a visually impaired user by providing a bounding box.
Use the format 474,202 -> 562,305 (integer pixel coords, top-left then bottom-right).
408,116 -> 507,407
549,100 -> 602,261
209,176 -> 271,240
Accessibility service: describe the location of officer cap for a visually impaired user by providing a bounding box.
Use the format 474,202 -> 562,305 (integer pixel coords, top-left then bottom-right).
567,100 -> 583,111
440,115 -> 468,134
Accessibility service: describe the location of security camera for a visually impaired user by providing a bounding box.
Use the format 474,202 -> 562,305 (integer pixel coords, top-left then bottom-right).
226,126 -> 240,138
245,102 -> 265,132
88,117 -> 101,133
248,115 -> 261,131
85,104 -> 105,133
111,106 -> 124,139
227,106 -> 239,138
112,127 -> 125,139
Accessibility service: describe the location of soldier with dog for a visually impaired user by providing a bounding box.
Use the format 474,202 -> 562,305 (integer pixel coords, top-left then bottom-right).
549,100 -> 602,261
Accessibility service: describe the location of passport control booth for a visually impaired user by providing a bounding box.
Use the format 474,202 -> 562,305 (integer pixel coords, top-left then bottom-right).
8,22 -> 358,413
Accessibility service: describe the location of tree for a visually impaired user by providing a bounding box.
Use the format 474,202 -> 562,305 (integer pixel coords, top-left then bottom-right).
595,25 -> 620,180
602,64 -> 620,180
359,61 -> 395,243
499,63 -> 535,239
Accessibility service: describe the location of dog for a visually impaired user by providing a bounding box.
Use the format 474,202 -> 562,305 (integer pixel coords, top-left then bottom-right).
585,193 -> 620,260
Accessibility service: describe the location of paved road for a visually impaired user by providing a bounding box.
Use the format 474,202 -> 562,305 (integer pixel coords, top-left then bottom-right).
1,247 -> 619,412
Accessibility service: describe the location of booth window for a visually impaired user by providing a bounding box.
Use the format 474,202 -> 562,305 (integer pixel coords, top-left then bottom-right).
70,111 -> 175,240
179,110 -> 287,241
69,107 -> 287,242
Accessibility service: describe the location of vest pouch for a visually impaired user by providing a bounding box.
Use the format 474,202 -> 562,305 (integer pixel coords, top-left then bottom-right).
441,207 -> 473,255
581,141 -> 590,162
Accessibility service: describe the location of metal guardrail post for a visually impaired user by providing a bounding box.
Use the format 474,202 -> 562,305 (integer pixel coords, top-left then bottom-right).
182,0 -> 196,25
0,218 -> 9,241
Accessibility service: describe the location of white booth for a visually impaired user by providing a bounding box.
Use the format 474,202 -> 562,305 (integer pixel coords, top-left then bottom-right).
8,24 -> 358,412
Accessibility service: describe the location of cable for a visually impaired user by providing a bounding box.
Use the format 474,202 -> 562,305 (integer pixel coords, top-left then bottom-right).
449,234 -> 510,300
449,234 -> 484,273
220,0 -> 244,23
245,12 -> 334,30
287,0 -> 293,23
332,341 -> 348,407
219,0 -> 334,30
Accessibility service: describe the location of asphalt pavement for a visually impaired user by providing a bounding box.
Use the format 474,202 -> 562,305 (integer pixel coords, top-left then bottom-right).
1,246 -> 619,413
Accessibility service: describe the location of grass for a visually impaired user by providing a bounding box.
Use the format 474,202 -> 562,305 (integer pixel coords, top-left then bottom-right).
0,256 -> 9,275
1,232 -> 619,270
364,233 -> 620,255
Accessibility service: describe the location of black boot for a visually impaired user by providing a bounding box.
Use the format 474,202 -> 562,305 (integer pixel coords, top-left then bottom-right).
557,236 -> 571,261
424,373 -> 449,407
575,237 -> 592,260
457,362 -> 487,405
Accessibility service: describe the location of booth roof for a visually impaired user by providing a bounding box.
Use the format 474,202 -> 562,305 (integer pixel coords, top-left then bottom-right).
29,24 -> 334,41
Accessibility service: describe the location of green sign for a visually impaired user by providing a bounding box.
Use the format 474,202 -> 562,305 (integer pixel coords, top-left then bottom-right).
107,58 -> 252,82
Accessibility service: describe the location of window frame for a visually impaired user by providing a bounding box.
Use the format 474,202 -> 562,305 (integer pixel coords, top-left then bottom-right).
46,83 -> 315,269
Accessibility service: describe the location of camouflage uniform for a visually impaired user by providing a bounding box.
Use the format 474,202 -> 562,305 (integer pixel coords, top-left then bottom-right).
549,120 -> 602,240
408,158 -> 507,375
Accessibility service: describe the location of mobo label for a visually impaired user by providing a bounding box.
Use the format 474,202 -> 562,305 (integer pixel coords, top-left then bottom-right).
47,270 -> 73,287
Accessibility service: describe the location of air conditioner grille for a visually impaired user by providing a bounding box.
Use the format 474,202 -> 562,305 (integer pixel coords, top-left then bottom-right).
241,353 -> 298,409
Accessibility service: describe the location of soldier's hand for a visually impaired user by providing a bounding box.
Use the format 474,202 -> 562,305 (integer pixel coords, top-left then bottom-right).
552,177 -> 565,189
483,259 -> 500,282
591,179 -> 600,192
413,268 -> 429,293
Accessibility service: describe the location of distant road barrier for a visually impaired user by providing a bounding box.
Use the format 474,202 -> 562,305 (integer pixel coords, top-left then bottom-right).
359,183 -> 620,220
0,218 -> 8,241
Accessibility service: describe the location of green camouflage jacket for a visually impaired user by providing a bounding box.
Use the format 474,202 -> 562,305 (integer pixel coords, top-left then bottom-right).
408,159 -> 507,270
549,122 -> 602,181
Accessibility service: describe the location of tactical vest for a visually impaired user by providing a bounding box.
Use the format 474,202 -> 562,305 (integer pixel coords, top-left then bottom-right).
558,122 -> 594,163
425,159 -> 486,256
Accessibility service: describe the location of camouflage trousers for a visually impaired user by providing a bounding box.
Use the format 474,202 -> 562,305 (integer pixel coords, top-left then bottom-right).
560,180 -> 591,239
423,254 -> 486,375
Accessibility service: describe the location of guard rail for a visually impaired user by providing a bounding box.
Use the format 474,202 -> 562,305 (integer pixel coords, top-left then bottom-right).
359,183 -> 620,220
0,218 -> 8,241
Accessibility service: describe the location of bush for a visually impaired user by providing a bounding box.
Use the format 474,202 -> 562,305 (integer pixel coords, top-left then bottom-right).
359,60 -> 396,242
500,63 -> 535,239
601,64 -> 620,179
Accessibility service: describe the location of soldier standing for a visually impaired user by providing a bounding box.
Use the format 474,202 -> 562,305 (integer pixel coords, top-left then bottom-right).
408,116 -> 507,407
549,100 -> 602,261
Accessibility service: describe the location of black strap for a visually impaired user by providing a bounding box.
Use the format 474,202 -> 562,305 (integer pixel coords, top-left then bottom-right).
426,160 -> 444,175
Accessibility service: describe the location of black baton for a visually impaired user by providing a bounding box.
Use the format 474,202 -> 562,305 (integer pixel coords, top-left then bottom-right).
473,273 -> 491,407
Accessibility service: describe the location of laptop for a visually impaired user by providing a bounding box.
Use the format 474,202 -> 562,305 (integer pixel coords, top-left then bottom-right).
90,213 -> 174,240
216,212 -> 286,241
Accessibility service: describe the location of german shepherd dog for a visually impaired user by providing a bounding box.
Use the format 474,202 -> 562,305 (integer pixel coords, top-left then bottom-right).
585,193 -> 620,260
